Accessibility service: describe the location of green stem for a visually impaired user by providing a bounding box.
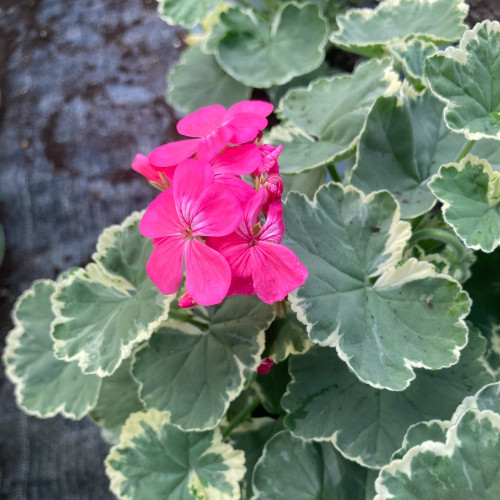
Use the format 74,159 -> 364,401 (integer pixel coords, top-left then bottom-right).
222,398 -> 260,438
455,140 -> 476,163
410,228 -> 466,260
327,164 -> 341,183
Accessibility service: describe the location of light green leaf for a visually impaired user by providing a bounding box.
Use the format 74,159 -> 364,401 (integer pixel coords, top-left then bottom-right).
284,184 -> 471,391
3,280 -> 101,419
425,20 -> 500,141
282,327 -> 493,468
167,45 -> 251,114
278,58 -> 400,173
429,155 -> 500,252
331,0 -> 468,57
374,409 -> 500,499
215,3 -> 329,88
282,168 -> 326,201
262,312 -> 312,363
452,381 -> 500,423
252,431 -> 367,499
157,0 -> 216,29
133,296 -> 274,430
51,212 -> 174,377
106,409 -> 245,500
89,358 -> 144,438
231,418 -> 281,500
389,39 -> 438,89
350,92 -> 465,219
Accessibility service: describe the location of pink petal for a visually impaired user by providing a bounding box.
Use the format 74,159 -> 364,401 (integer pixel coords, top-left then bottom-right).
240,188 -> 268,238
227,275 -> 255,297
197,126 -> 233,162
211,144 -> 262,176
185,239 -> 231,306
258,201 -> 285,244
132,154 -> 161,182
146,237 -> 185,296
226,100 -> 274,119
191,183 -> 243,237
173,159 -> 214,226
149,139 -> 200,167
251,242 -> 308,304
258,144 -> 283,174
207,233 -> 253,278
216,175 -> 255,205
227,114 -> 269,144
140,190 -> 181,239
177,104 -> 227,137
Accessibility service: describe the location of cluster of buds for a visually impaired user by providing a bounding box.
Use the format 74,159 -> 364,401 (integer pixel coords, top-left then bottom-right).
133,101 -> 308,307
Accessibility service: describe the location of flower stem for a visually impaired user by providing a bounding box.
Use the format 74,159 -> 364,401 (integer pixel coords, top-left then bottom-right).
327,164 -> 341,183
222,398 -> 260,438
410,228 -> 466,260
455,140 -> 476,163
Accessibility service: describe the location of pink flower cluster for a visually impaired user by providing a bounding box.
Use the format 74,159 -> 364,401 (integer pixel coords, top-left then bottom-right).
133,101 -> 308,307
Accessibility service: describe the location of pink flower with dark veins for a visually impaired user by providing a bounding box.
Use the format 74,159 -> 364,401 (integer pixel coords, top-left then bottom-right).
140,159 -> 243,306
207,188 -> 308,304
148,101 -> 274,167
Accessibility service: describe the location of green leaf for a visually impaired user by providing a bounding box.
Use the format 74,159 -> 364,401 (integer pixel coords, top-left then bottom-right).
89,358 -> 144,439
429,155 -> 500,252
374,409 -> 500,499
167,45 -> 251,114
331,0 -> 468,57
3,280 -> 101,419
452,381 -> 500,422
425,21 -> 500,141
252,431 -> 367,499
389,39 -> 438,90
106,409 -> 245,500
282,168 -> 326,201
283,184 -> 471,391
282,327 -> 493,468
132,296 -> 275,430
262,311 -> 312,363
215,3 -> 329,88
350,92 -> 465,219
254,360 -> 290,416
51,212 -> 174,377
157,0 -> 216,29
278,58 -> 400,174
231,418 -> 281,500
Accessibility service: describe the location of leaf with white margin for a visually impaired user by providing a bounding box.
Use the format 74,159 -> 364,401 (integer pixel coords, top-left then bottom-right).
51,212 -> 174,377
278,58 -> 400,174
452,381 -> 500,424
157,0 -> 216,29
262,312 -> 313,363
282,168 -> 326,201
230,418 -> 282,500
89,358 -> 144,438
425,20 -> 500,141
284,183 -> 471,391
429,155 -> 500,252
349,92 -> 466,219
282,327 -> 493,468
133,295 -> 274,430
215,3 -> 329,88
374,409 -> 500,499
389,39 -> 438,90
106,409 -> 245,500
252,430 -> 367,499
3,280 -> 101,419
167,45 -> 251,114
331,0 -> 468,57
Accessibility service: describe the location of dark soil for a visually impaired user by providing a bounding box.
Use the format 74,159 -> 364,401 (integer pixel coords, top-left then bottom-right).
0,0 -> 498,498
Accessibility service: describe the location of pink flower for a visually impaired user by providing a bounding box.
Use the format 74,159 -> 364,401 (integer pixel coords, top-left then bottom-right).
257,358 -> 274,375
148,101 -> 274,167
132,154 -> 174,190
207,188 -> 308,304
140,159 -> 243,306
257,144 -> 283,175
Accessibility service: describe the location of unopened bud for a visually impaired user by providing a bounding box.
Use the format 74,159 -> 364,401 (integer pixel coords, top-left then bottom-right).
258,144 -> 283,174
265,173 -> 283,202
178,292 -> 196,308
257,357 -> 274,375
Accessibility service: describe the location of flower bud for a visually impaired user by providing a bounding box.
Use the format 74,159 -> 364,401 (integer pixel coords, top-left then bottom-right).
265,173 -> 283,202
257,357 -> 274,375
178,292 -> 196,308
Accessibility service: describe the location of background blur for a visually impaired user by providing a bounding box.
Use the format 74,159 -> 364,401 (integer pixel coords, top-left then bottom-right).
0,0 -> 498,498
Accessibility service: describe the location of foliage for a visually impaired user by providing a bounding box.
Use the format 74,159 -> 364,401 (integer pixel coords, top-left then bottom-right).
3,1 -> 500,499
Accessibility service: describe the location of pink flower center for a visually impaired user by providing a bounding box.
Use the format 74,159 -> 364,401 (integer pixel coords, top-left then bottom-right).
180,225 -> 194,241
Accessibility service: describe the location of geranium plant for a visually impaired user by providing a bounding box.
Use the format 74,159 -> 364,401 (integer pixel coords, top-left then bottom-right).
3,0 -> 500,498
